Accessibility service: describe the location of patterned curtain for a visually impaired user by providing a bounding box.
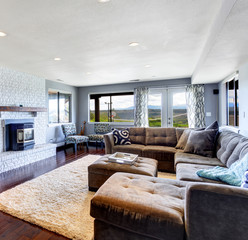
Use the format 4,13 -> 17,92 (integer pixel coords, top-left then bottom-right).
185,84 -> 206,128
134,87 -> 149,127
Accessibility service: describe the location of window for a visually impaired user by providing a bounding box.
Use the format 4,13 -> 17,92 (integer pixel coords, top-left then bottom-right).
148,92 -> 162,127
48,90 -> 71,123
148,88 -> 188,128
226,79 -> 239,126
90,92 -> 134,123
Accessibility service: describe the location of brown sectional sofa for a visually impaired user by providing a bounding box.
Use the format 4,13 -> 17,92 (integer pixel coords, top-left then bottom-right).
91,128 -> 248,240
104,127 -> 183,172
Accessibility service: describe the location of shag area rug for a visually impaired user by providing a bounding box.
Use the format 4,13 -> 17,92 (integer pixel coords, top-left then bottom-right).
0,154 -> 176,240
0,154 -> 101,240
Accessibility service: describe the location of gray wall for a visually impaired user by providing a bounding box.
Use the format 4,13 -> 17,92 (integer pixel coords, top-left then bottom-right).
239,61 -> 248,137
204,83 -> 219,126
45,80 -> 78,144
78,78 -> 191,134
45,78 -> 220,140
77,78 -> 219,134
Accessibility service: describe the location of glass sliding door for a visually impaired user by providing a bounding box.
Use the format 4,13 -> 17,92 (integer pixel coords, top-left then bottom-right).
168,89 -> 188,127
148,91 -> 162,127
148,88 -> 188,128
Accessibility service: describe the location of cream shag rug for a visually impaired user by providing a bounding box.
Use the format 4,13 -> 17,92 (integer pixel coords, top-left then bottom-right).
0,154 -> 101,240
0,155 -> 176,240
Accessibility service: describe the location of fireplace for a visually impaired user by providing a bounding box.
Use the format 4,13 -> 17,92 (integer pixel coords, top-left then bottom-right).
4,119 -> 35,151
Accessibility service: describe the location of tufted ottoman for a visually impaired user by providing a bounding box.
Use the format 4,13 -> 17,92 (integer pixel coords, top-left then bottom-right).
90,172 -> 186,240
88,155 -> 158,191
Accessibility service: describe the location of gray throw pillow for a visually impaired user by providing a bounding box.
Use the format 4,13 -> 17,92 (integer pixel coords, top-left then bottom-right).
183,129 -> 218,157
206,121 -> 219,130
175,129 -> 191,150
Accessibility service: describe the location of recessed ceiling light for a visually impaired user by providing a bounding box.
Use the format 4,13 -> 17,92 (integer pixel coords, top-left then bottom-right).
129,42 -> 139,47
98,0 -> 110,2
145,65 -> 151,68
54,57 -> 61,61
152,76 -> 156,78
56,79 -> 64,82
87,72 -> 91,75
0,32 -> 7,37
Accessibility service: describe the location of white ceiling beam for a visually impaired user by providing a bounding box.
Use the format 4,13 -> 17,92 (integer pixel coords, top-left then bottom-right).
192,0 -> 237,84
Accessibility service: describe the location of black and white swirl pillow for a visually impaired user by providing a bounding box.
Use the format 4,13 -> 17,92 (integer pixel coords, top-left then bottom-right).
112,129 -> 131,145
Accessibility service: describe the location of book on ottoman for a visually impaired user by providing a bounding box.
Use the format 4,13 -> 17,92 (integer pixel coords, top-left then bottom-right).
108,152 -> 138,165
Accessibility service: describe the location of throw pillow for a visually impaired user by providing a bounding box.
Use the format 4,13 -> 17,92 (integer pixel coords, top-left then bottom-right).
112,129 -> 131,145
241,171 -> 248,188
197,153 -> 248,186
205,121 -> 219,130
183,129 -> 218,157
175,128 -> 205,150
175,129 -> 191,150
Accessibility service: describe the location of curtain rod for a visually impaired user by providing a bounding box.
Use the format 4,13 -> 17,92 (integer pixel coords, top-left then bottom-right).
148,84 -> 191,90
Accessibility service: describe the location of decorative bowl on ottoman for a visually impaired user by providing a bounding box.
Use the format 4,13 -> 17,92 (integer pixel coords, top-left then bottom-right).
88,154 -> 158,191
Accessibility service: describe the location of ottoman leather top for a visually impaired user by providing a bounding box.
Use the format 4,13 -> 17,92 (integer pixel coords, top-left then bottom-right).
91,172 -> 186,240
88,155 -> 158,177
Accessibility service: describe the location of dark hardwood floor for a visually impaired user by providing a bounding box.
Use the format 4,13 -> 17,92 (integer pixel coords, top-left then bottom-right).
0,146 -> 105,240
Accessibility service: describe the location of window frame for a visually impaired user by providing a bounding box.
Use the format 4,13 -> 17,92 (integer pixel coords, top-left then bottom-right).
88,91 -> 134,124
48,89 -> 72,124
226,79 -> 239,127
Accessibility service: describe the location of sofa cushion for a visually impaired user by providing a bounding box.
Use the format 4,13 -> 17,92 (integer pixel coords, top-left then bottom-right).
176,163 -> 224,184
129,127 -> 146,145
88,156 -> 158,190
226,137 -> 248,168
113,144 -> 145,156
142,145 -> 176,172
216,131 -> 241,165
91,173 -> 186,240
146,128 -> 177,147
174,152 -> 225,169
183,129 -> 218,158
113,129 -> 131,145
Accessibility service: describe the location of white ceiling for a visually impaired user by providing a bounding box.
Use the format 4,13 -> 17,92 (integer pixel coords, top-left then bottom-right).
0,0 -> 247,86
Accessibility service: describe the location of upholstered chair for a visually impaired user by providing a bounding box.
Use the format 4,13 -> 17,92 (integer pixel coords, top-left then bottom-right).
88,123 -> 112,150
62,123 -> 89,153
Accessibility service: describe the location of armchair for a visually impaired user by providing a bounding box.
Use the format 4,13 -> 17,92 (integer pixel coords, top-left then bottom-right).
62,123 -> 89,153
88,123 -> 111,150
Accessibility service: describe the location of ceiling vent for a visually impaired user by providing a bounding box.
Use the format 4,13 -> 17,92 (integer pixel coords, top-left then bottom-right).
129,79 -> 140,82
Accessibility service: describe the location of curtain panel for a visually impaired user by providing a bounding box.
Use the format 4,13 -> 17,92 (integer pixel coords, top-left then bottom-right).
185,84 -> 206,128
134,87 -> 149,127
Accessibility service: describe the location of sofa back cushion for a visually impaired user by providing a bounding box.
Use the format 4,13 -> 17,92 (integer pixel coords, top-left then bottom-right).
62,124 -> 76,137
146,128 -> 177,147
129,127 -> 146,145
226,137 -> 248,168
216,131 -> 245,166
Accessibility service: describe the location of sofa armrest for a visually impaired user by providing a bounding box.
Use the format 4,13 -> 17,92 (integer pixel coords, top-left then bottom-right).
185,183 -> 248,240
104,132 -> 114,154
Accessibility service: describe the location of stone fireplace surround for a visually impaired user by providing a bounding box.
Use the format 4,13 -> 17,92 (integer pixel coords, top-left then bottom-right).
0,66 -> 56,174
